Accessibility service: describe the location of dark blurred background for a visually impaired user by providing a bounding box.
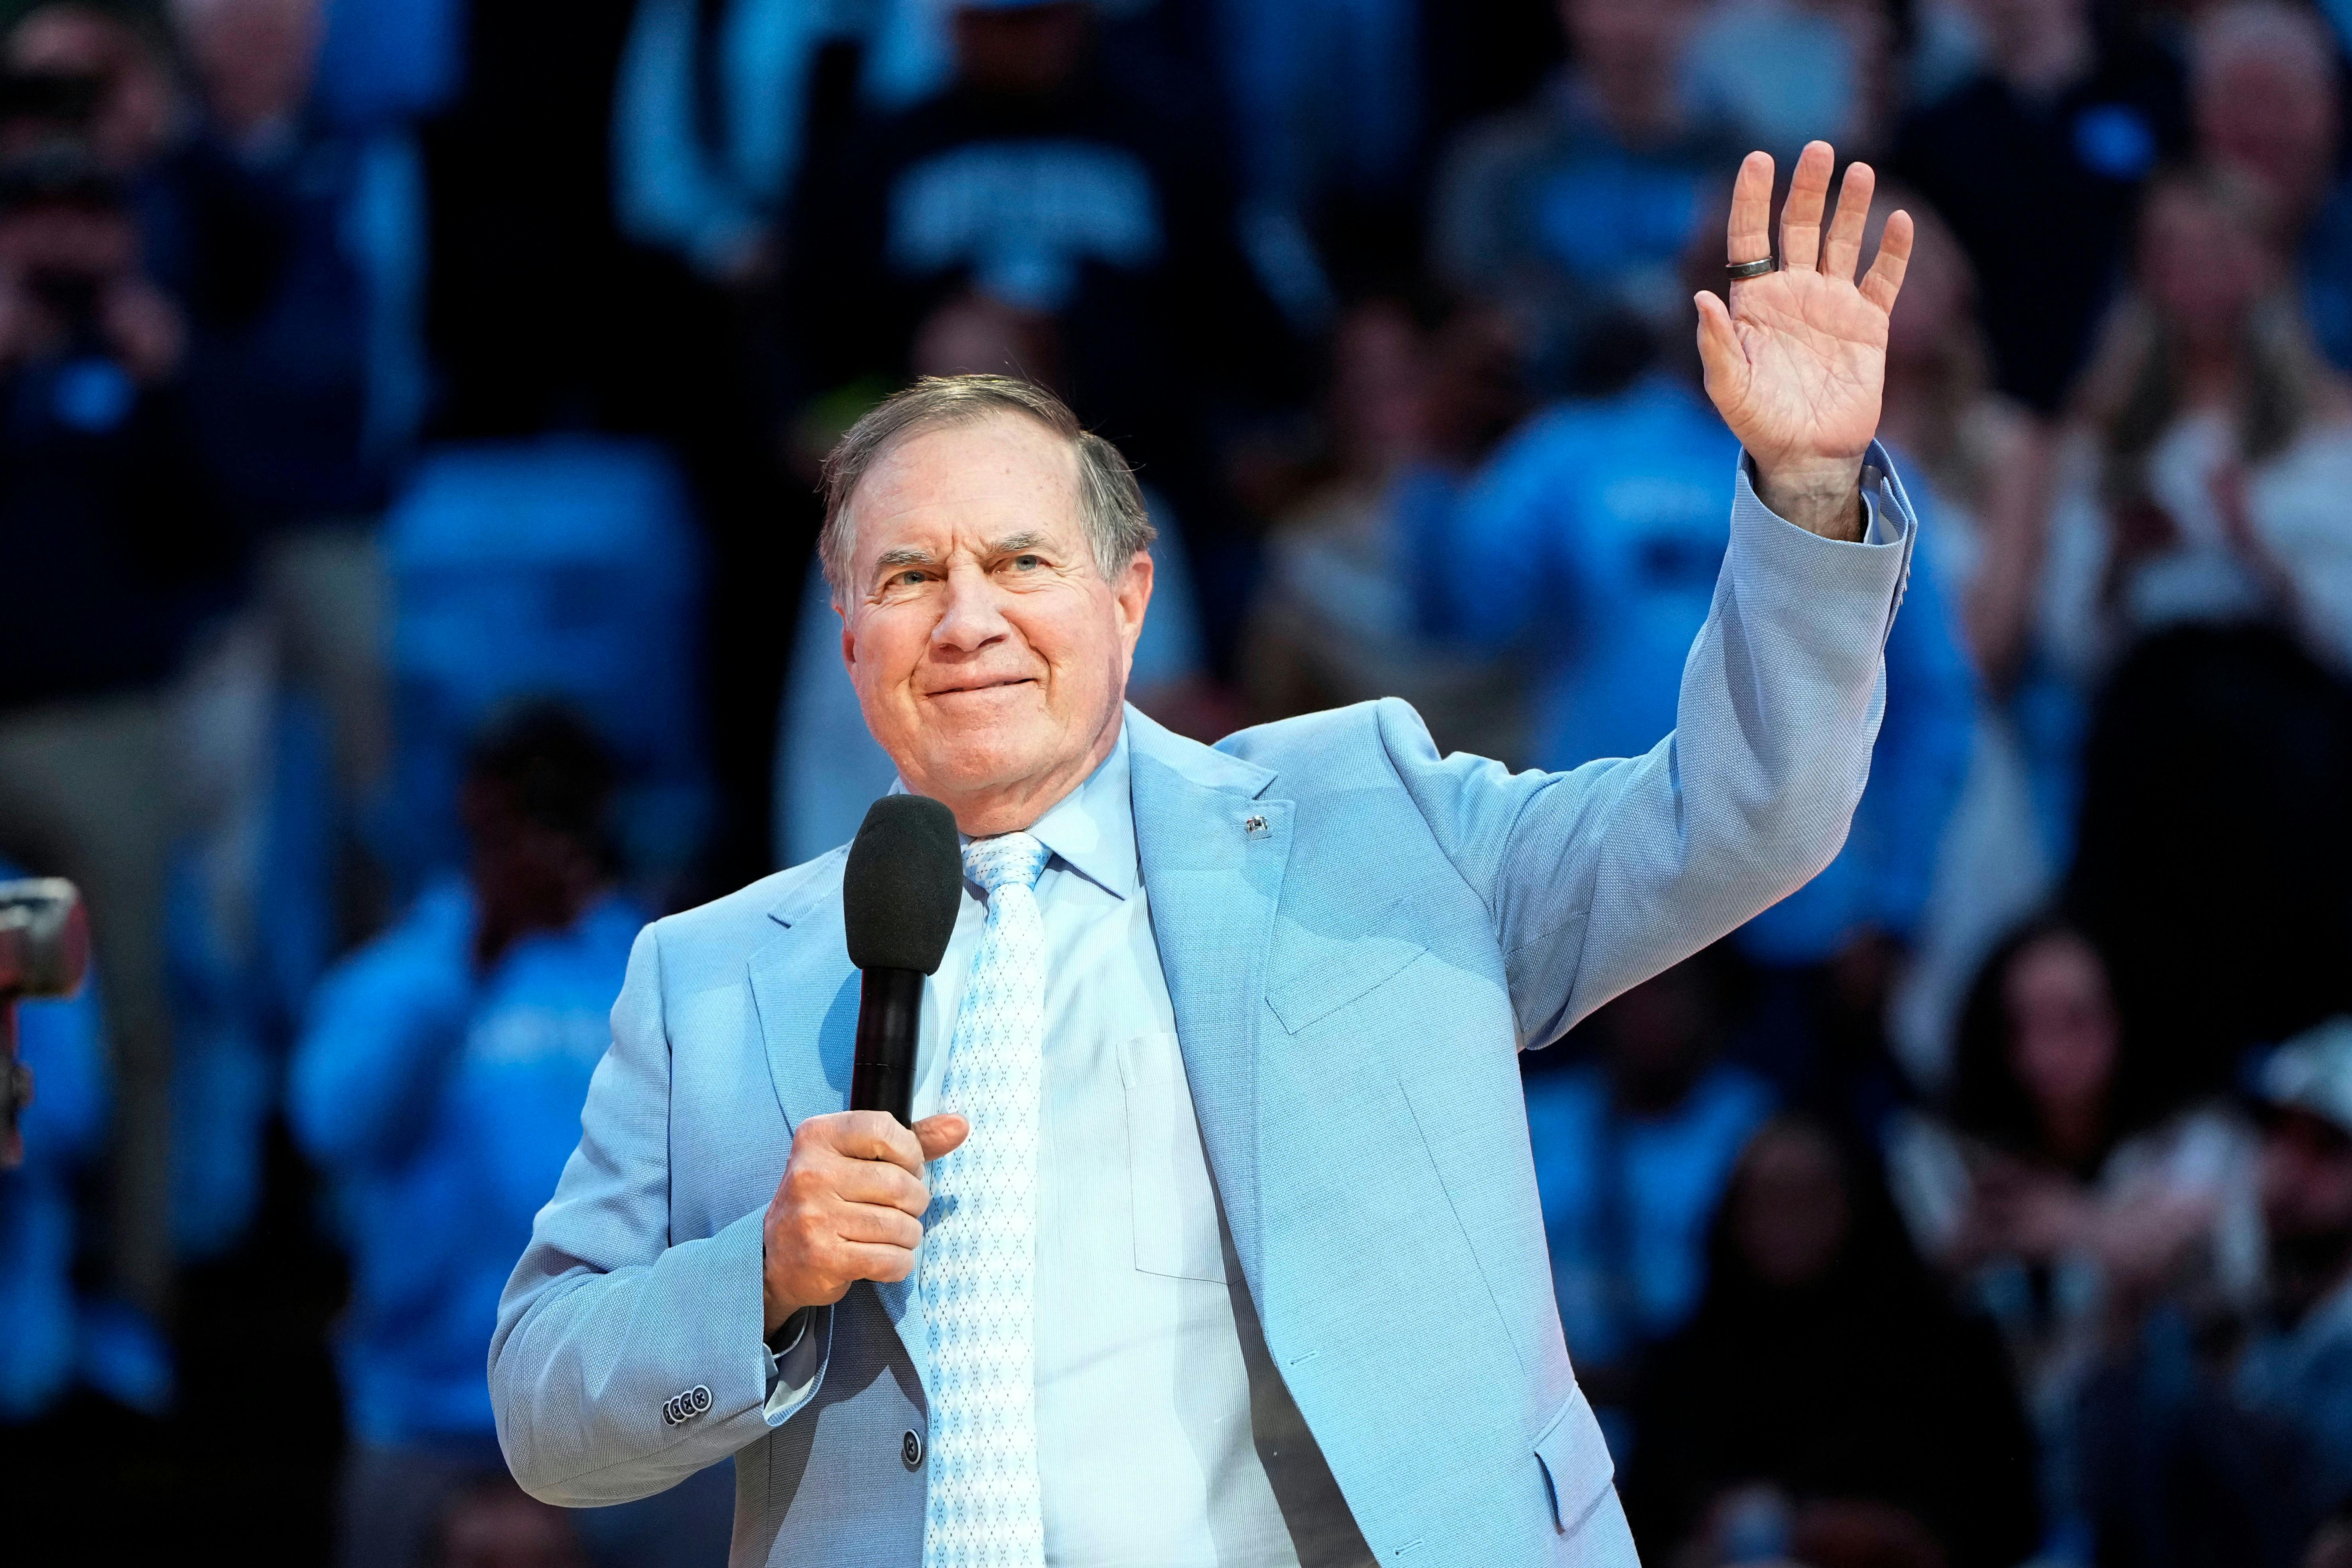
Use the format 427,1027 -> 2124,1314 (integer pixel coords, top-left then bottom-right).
3,0 -> 2352,1565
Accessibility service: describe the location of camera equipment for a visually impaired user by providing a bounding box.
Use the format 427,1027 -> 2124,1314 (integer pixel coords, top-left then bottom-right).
0,879 -> 89,1170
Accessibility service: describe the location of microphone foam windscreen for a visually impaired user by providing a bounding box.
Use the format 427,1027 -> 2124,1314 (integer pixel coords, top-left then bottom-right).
843,794 -> 963,974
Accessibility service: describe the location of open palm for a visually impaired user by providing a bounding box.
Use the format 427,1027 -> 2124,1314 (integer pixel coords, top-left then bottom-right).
1697,143 -> 1913,528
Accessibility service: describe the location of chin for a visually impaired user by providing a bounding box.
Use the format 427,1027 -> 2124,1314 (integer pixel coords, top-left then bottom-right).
911,726 -> 1056,799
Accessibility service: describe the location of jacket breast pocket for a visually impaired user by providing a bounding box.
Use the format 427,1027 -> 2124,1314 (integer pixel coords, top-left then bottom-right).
1117,1031 -> 1226,1283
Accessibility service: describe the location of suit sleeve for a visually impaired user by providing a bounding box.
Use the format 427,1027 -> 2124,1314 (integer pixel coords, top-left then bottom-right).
1381,445 -> 1917,1049
488,923 -> 826,1505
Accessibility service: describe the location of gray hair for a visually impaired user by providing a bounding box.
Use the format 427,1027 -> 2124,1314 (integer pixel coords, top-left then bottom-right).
817,375 -> 1154,603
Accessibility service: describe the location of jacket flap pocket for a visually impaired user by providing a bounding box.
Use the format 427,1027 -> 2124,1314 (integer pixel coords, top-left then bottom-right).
1533,1386 -> 1615,1536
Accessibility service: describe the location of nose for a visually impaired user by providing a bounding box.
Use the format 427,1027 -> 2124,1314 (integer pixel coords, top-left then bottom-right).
930,563 -> 1014,655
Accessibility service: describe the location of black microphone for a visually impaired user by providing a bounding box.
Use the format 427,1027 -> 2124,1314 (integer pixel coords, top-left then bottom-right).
843,794 -> 963,1126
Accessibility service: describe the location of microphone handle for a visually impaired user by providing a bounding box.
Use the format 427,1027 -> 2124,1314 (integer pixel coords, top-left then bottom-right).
849,966 -> 924,1126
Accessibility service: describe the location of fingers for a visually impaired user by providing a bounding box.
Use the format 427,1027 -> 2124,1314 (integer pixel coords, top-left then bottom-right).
1727,150 -> 1774,270
1778,140 -> 1835,271
1693,291 -> 1749,403
822,1108 -> 928,1173
831,1201 -> 926,1251
837,1240 -> 924,1285
831,1155 -> 934,1216
1822,159 -> 1875,283
913,1112 -> 969,1163
1858,207 -> 1914,313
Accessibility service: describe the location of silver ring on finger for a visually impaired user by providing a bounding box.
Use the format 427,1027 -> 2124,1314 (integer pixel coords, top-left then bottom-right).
1726,256 -> 1777,280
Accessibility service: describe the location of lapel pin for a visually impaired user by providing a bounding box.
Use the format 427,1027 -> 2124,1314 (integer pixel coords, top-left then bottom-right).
1242,814 -> 1270,839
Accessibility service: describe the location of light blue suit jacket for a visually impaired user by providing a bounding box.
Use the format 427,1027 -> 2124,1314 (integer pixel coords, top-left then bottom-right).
489,454 -> 1918,1566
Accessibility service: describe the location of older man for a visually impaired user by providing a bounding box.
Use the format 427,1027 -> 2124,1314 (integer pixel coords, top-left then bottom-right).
490,143 -> 1917,1568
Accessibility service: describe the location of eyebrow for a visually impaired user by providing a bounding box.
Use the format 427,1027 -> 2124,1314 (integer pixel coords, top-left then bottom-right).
867,531 -> 1058,587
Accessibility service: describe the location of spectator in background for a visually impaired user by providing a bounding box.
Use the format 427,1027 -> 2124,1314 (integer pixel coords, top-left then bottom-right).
1431,185 -> 1977,1139
1212,0 -> 1427,327
2033,162 -> 2352,1158
6,3 -> 174,178
1242,295 -> 1531,760
1887,915 -> 2263,1562
0,16 -> 242,1314
169,0 -> 388,809
1860,182 -> 2072,1085
1894,0 -> 2189,412
1684,0 -> 1906,163
2075,1017 -> 2352,1568
292,704 -> 722,1568
0,886 -> 109,1424
786,0 -> 1300,659
1522,946 -> 1774,1436
1431,0 -> 1740,394
2047,163 -> 2352,679
612,0 -> 865,288
2192,1 -> 2352,377
2240,1021 -> 2352,1535
1627,1115 -> 2044,1568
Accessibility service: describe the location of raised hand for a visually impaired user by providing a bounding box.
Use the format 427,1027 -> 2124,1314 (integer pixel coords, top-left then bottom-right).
1695,141 -> 1913,541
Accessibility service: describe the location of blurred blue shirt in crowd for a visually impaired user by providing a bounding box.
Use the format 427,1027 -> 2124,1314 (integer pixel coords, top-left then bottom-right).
2304,181 -> 2352,377
1524,1059 -> 1773,1379
1432,79 -> 1737,393
0,948 -> 108,1421
291,877 -> 643,1446
1424,373 -> 1977,965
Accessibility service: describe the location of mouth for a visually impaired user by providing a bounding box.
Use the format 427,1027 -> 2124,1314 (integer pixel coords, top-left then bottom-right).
922,676 -> 1039,700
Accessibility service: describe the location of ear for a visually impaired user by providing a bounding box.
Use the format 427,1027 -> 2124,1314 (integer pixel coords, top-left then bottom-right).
837,596 -> 857,675
1112,551 -> 1154,666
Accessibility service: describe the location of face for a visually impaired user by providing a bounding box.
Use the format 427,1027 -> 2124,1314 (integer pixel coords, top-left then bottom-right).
1960,0 -> 2087,57
2003,931 -> 2120,1127
2197,44 -> 2337,218
2139,183 -> 2276,346
1879,203 -> 1972,363
2263,1110 -> 2352,1245
1558,0 -> 1694,88
1328,301 -> 1429,475
839,415 -> 1150,835
1732,1125 -> 1852,1290
953,3 -> 1090,96
171,0 -> 321,135
7,10 -> 174,172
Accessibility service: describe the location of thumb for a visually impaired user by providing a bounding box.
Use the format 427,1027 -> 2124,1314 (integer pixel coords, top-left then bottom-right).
1693,291 -> 1747,390
912,1113 -> 969,1163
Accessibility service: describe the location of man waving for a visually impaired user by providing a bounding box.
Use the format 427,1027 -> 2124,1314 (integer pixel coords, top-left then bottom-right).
490,142 -> 1914,1568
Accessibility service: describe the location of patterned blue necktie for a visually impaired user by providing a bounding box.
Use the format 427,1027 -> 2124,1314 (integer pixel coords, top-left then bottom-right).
922,831 -> 1051,1568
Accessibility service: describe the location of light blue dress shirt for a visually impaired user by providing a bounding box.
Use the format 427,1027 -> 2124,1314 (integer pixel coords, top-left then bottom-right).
773,727 -> 1310,1567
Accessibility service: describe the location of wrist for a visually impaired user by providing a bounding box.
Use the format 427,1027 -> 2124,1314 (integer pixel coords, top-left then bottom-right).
1753,455 -> 1867,542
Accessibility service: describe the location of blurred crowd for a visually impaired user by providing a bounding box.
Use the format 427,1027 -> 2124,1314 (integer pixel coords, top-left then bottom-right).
1,0 -> 2350,1565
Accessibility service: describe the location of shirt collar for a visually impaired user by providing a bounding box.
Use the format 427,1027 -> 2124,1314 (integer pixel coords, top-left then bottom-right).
1018,723 -> 1137,900
890,722 -> 1139,902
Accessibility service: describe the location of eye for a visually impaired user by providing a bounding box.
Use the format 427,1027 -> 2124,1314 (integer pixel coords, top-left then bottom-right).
888,569 -> 932,588
1009,554 -> 1042,571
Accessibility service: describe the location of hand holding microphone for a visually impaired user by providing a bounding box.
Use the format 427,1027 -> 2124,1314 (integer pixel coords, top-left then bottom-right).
762,796 -> 967,1333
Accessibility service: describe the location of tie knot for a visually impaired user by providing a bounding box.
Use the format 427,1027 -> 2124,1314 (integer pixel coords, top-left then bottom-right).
963,831 -> 1049,894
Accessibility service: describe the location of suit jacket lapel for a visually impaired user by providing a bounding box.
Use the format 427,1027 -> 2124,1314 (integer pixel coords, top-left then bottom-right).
747,860 -> 934,1397
1125,709 -> 1290,1296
